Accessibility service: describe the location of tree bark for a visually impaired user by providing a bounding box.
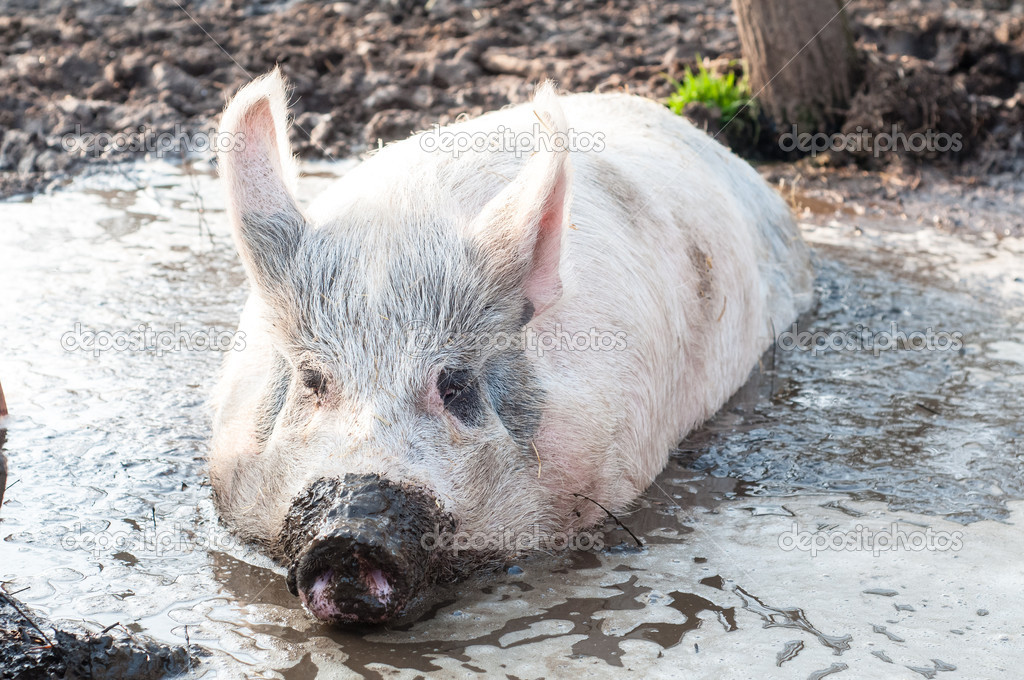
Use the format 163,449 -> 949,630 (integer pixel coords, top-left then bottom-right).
732,0 -> 858,133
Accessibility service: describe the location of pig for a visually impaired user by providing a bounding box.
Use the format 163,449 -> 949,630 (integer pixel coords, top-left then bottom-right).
209,69 -> 812,625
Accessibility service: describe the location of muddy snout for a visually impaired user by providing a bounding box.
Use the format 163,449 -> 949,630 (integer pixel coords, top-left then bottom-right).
281,474 -> 454,625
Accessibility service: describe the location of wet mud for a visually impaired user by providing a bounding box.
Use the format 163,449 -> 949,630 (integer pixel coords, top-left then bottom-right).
0,590 -> 195,680
0,161 -> 1021,677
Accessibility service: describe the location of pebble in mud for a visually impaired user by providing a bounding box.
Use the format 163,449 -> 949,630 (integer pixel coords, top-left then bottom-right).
863,589 -> 899,597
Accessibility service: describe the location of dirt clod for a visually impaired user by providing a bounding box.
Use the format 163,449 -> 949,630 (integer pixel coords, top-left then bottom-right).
0,592 -> 197,680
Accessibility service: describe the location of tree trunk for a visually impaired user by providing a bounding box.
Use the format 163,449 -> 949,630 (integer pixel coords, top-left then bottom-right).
732,0 -> 858,134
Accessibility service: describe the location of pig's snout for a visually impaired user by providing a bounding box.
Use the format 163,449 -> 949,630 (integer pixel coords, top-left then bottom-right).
280,474 -> 453,625
287,524 -> 404,624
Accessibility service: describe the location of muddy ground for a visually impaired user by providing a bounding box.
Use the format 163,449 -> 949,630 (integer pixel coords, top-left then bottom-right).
1,0 -> 1022,235
1,158 -> 1022,676
0,588 -> 196,680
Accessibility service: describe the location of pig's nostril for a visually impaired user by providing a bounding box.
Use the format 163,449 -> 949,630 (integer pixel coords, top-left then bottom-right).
311,570 -> 334,599
359,558 -> 393,604
298,568 -> 342,621
366,568 -> 392,601
291,540 -> 405,624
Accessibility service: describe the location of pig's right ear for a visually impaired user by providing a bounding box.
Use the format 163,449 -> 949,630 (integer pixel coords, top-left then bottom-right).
219,69 -> 304,296
469,83 -> 573,319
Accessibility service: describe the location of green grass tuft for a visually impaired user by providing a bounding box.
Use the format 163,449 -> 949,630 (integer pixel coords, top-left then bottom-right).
665,57 -> 759,139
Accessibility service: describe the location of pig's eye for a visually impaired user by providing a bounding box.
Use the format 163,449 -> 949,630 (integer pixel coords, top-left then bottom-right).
301,368 -> 329,398
437,368 -> 481,425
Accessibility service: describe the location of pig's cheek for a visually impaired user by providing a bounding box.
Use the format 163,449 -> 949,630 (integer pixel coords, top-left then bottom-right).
244,429 -> 267,456
420,388 -> 474,445
296,407 -> 333,442
531,420 -> 589,506
422,383 -> 463,430
231,430 -> 262,458
423,383 -> 445,416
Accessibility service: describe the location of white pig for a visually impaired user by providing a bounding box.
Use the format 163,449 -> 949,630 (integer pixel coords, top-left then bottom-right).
210,69 -> 812,624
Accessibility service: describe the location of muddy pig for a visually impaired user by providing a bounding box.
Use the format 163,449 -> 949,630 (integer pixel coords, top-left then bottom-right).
209,70 -> 813,625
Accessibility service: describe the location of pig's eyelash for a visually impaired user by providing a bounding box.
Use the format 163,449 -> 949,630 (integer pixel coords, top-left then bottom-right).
300,367 -> 329,398
436,368 -> 483,425
437,369 -> 471,405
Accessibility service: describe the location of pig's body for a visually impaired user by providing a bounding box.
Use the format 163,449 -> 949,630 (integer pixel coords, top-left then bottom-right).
210,72 -> 812,624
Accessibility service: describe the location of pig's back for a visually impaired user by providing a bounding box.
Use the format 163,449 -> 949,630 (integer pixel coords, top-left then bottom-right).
528,94 -> 812,506
555,92 -> 812,337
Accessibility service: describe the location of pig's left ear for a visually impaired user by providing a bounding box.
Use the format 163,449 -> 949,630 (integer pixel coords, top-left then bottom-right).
218,69 -> 305,297
470,82 -> 573,318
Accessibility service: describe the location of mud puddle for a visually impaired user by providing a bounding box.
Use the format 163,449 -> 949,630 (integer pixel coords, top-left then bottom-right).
0,160 -> 1021,678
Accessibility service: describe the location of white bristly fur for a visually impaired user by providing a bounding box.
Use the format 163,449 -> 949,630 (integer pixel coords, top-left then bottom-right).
210,71 -> 813,553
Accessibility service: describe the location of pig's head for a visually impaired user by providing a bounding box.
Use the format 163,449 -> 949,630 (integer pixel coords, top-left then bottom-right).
211,70 -> 573,625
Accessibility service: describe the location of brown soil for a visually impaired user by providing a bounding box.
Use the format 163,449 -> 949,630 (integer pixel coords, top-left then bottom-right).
0,0 -> 1021,225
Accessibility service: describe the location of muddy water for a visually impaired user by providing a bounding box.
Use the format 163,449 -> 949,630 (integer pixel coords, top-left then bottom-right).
0,160 -> 1021,679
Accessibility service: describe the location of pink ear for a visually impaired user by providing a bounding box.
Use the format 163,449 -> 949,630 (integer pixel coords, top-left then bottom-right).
218,69 -> 304,291
522,150 -> 570,313
472,83 -> 573,317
